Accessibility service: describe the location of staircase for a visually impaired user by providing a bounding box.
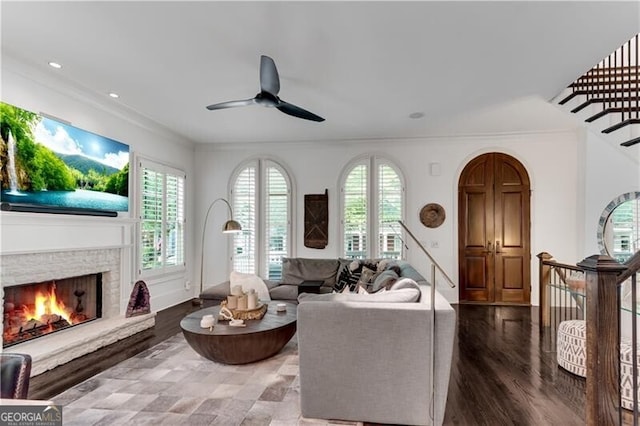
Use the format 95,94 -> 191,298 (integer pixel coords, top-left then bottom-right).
552,33 -> 640,148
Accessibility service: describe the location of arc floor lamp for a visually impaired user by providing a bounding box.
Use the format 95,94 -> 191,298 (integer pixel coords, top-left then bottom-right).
199,198 -> 242,299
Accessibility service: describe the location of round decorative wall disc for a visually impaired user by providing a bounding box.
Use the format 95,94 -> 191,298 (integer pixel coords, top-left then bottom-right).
420,203 -> 445,228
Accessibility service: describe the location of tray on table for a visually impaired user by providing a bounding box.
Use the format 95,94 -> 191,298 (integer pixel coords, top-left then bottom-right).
219,300 -> 267,320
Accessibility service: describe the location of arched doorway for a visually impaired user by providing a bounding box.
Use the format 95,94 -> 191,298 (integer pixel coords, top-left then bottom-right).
458,152 -> 531,304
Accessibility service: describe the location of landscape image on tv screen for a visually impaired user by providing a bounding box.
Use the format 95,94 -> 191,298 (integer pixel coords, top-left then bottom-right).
1,102 -> 129,212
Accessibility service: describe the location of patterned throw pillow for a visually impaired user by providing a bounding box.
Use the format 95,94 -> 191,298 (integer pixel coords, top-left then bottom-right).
334,259 -> 390,293
334,263 -> 359,293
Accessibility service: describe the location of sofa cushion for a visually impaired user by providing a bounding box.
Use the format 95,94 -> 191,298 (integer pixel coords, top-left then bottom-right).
281,258 -> 340,286
298,287 -> 420,303
200,281 -> 231,300
269,284 -> 299,301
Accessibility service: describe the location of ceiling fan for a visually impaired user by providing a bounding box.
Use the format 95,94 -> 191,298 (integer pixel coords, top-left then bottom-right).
206,55 -> 325,122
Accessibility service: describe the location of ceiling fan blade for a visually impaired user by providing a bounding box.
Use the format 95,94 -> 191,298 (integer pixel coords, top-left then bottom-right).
206,98 -> 255,111
260,55 -> 280,95
276,100 -> 325,122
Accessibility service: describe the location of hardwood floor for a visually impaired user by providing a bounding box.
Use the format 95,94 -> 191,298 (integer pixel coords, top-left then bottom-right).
30,300 -> 589,424
444,304 -> 585,425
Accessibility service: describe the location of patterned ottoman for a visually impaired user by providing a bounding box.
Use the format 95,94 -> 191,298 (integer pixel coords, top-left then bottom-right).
557,320 -> 587,377
557,320 -> 639,410
621,340 -> 640,411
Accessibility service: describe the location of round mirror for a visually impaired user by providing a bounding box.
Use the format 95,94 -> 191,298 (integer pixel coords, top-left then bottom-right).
597,191 -> 640,263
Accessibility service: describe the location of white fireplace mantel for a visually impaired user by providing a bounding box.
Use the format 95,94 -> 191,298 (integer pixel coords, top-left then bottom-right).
0,211 -> 135,255
0,212 -> 154,376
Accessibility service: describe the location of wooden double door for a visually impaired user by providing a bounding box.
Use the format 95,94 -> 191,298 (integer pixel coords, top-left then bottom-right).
458,153 -> 531,304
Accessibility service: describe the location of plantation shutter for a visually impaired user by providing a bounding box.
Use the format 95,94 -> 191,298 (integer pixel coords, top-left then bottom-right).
232,165 -> 256,274
165,173 -> 185,266
141,168 -> 163,270
264,165 -> 289,280
343,163 -> 368,259
378,163 -> 403,259
341,157 -> 405,260
139,160 -> 186,275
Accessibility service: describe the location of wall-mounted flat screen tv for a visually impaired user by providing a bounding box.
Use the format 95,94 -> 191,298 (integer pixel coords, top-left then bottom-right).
1,102 -> 129,214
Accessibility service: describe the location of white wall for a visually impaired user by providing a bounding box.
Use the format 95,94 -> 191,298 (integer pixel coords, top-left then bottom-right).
196,130 -> 584,305
1,60 -> 197,312
581,129 -> 640,257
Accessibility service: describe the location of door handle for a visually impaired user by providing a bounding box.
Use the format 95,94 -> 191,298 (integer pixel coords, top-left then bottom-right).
482,241 -> 492,254
496,241 -> 502,253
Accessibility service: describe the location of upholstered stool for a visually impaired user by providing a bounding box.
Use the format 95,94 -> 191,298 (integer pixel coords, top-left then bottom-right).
557,321 -> 639,410
557,320 -> 587,378
621,339 -> 640,411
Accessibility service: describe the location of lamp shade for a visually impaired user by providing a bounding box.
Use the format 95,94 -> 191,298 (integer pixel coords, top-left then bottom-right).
223,219 -> 242,233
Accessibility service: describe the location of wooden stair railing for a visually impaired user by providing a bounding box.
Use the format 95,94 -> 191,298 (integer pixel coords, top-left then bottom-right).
538,252 -> 585,333
617,249 -> 640,285
577,255 -> 627,425
539,251 -> 640,425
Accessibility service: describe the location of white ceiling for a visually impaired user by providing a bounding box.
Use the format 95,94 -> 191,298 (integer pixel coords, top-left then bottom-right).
2,1 -> 638,145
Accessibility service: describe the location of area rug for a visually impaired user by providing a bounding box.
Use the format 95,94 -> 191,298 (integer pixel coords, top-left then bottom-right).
53,333 -> 362,426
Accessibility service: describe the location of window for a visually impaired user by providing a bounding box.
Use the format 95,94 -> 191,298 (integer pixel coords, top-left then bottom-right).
341,156 -> 404,259
610,197 -> 639,262
138,159 -> 185,276
231,159 -> 292,280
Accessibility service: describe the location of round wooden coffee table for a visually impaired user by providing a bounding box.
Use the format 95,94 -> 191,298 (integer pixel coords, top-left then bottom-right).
180,301 -> 297,364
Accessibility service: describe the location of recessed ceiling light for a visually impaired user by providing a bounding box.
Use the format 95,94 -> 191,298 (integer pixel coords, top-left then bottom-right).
48,61 -> 62,69
108,92 -> 120,99
409,112 -> 425,119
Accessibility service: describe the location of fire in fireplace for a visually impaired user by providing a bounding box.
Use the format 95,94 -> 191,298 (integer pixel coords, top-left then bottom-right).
3,274 -> 102,348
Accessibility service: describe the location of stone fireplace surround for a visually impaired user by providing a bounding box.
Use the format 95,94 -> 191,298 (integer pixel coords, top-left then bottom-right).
1,248 -> 155,376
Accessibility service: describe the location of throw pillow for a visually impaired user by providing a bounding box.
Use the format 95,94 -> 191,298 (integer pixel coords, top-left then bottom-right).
347,260 -> 364,291
361,259 -> 379,272
334,263 -> 359,293
372,269 -> 400,292
230,271 -> 271,301
358,266 -> 378,286
377,258 -> 391,272
394,261 -> 425,284
389,277 -> 422,301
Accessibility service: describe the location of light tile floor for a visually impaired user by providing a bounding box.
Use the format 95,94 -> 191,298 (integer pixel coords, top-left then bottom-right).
53,334 -> 363,426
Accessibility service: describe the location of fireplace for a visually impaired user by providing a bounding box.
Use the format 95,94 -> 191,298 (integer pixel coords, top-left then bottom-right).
3,273 -> 102,348
1,229 -> 156,375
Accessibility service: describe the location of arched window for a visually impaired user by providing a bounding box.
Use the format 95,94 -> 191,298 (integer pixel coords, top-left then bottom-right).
341,156 -> 405,259
230,159 -> 293,279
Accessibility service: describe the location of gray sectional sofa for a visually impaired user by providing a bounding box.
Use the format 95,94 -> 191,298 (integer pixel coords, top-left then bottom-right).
199,257 -> 428,305
297,267 -> 455,425
199,257 -> 456,425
